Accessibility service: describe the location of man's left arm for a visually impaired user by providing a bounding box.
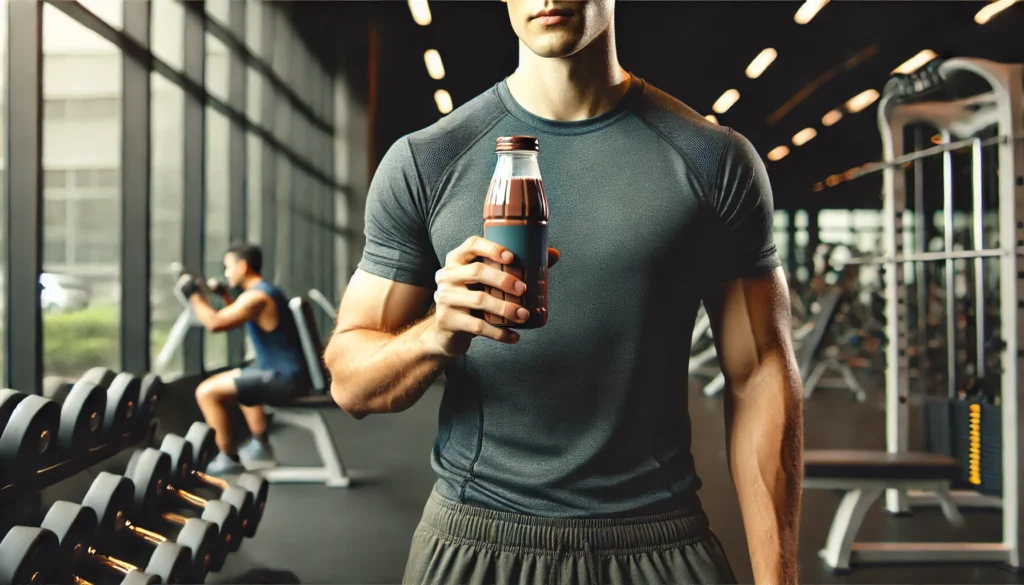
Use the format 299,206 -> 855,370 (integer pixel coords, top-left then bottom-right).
703,270 -> 803,585
189,289 -> 266,333
700,129 -> 803,585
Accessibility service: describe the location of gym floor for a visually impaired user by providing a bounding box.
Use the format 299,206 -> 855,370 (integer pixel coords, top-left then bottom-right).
13,376 -> 1012,585
119,378 -> 1014,585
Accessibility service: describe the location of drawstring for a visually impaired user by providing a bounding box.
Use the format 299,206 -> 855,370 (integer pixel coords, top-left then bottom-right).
547,538 -> 599,585
583,539 -> 598,585
547,540 -> 564,585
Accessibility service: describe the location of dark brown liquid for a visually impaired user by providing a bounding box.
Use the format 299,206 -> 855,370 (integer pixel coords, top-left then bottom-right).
483,177 -> 549,328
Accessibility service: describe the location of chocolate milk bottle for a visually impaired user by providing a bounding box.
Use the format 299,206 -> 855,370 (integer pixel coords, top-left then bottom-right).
482,136 -> 550,329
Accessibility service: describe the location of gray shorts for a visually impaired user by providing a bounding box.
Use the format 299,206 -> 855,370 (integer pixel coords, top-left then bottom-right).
403,488 -> 737,585
233,368 -> 305,406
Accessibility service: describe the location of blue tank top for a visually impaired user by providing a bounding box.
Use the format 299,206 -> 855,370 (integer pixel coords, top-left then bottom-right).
246,281 -> 308,382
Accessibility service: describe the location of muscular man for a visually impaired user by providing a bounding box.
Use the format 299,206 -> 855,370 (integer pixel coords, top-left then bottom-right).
326,1 -> 804,583
183,243 -> 310,476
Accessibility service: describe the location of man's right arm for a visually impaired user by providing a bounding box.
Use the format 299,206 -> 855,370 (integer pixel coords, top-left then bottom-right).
324,269 -> 448,419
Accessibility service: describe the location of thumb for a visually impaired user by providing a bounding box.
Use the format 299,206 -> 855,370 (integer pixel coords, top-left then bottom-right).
547,247 -> 561,268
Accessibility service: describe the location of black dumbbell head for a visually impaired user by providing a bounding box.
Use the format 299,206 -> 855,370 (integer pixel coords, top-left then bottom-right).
128,448 -> 174,514
82,471 -> 137,551
120,571 -> 162,585
159,435 -> 195,482
80,367 -> 117,390
0,388 -> 28,431
139,374 -> 164,420
0,526 -> 59,585
201,500 -> 243,553
56,379 -> 106,453
220,486 -> 256,539
39,501 -> 99,582
176,518 -> 219,581
105,374 -> 142,434
0,396 -> 61,484
236,473 -> 269,534
145,541 -> 191,585
184,423 -> 217,472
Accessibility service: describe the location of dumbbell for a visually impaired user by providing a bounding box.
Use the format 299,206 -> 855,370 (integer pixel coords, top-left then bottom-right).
138,374 -> 165,425
180,422 -> 269,530
41,501 -> 188,584
42,377 -> 108,454
0,389 -> 61,485
159,434 -> 268,536
127,449 -> 244,556
82,472 -> 221,579
0,526 -> 59,585
80,368 -> 142,437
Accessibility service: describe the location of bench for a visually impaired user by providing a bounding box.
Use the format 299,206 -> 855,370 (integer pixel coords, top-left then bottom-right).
803,449 -> 968,572
257,297 -> 351,488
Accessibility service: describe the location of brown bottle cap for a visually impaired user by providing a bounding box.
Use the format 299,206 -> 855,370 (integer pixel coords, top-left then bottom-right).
496,136 -> 539,152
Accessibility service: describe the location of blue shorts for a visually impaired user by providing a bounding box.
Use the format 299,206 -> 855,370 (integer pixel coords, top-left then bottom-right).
233,368 -> 308,406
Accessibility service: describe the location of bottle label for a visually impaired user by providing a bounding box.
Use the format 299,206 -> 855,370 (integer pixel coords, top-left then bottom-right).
483,224 -> 548,274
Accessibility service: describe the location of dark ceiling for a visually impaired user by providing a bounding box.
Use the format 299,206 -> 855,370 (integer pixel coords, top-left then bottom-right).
298,1 -> 1024,211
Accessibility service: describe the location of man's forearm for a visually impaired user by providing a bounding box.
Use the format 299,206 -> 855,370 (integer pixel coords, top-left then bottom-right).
190,295 -> 218,330
325,317 -> 450,419
727,357 -> 804,585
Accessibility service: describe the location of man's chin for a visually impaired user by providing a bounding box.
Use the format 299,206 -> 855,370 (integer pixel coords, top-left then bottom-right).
526,39 -> 584,59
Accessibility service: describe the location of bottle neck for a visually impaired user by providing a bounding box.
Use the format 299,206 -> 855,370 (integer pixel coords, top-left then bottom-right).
494,151 -> 541,179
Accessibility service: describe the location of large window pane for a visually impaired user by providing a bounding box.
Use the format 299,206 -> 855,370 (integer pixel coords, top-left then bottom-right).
42,5 -> 123,379
152,0 -> 184,70
246,67 -> 262,124
274,156 -> 291,291
206,0 -> 231,28
0,0 -> 7,381
79,0 -> 123,30
247,133 -> 262,244
205,107 -> 231,370
206,32 -> 230,105
245,0 -> 263,58
150,74 -> 185,379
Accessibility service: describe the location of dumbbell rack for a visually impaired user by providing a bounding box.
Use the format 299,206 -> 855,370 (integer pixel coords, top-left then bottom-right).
0,421 -> 157,507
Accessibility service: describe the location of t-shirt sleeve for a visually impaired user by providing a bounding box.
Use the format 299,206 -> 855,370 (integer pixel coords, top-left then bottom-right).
703,129 -> 781,282
357,137 -> 441,288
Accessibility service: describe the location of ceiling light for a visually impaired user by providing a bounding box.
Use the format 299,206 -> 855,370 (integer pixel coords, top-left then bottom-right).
822,109 -> 843,126
812,182 -> 826,192
434,89 -> 452,115
792,128 -> 818,146
424,49 -> 445,80
745,48 -> 778,79
975,0 -> 1018,25
712,89 -> 740,114
767,146 -> 790,162
794,0 -> 830,25
408,0 -> 432,26
892,50 -> 938,75
826,174 -> 841,187
845,89 -> 880,113
704,114 -> 718,124
931,134 -> 943,145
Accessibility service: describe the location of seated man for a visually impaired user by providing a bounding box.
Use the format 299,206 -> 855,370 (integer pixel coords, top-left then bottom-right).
180,242 -> 311,476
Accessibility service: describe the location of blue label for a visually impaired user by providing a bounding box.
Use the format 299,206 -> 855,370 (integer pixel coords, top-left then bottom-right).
483,224 -> 548,273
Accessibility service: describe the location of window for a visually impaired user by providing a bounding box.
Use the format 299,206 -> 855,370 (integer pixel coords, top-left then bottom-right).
205,106 -> 231,370
245,0 -> 264,58
274,156 -> 292,291
0,0 -> 7,381
150,73 -> 185,378
151,0 -> 185,70
79,0 -> 123,30
206,32 -> 230,105
42,4 -> 123,379
247,133 -> 262,243
335,188 -> 350,295
206,0 -> 231,28
246,67 -> 262,125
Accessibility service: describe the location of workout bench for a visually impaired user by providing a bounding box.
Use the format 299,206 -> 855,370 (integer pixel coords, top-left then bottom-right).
257,297 -> 351,488
804,449 -> 971,572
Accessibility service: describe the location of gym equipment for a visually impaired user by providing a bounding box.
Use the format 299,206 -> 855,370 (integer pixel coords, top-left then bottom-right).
42,500 -> 193,584
42,377 -> 108,454
137,374 -> 165,426
255,296 -> 351,488
0,390 -> 61,485
0,526 -> 60,585
307,288 -> 337,317
79,368 -> 142,438
127,448 -> 247,554
804,57 -> 1023,572
154,276 -> 212,373
161,429 -> 269,535
82,473 -> 219,580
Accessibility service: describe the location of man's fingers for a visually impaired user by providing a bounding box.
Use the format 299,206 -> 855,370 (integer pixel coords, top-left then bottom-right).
435,288 -> 529,324
439,310 -> 520,344
445,235 -> 513,268
436,262 -> 525,296
547,247 -> 561,268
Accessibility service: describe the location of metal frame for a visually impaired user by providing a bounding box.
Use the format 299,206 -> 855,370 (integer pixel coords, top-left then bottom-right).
810,57 -> 1023,572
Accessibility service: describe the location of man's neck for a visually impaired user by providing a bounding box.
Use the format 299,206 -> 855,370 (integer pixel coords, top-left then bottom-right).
241,274 -> 262,290
505,28 -> 631,122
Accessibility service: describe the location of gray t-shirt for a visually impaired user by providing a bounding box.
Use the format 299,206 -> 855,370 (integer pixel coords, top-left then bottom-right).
359,74 -> 780,517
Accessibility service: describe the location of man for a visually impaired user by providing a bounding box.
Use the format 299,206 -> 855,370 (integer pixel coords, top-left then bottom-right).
325,1 -> 804,583
182,243 -> 310,476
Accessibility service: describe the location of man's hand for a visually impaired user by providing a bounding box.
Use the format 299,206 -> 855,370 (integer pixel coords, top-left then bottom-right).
177,274 -> 204,299
207,279 -> 229,296
425,235 -> 560,358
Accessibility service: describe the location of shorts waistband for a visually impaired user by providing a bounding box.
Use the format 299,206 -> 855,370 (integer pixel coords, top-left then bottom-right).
420,488 -> 710,555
